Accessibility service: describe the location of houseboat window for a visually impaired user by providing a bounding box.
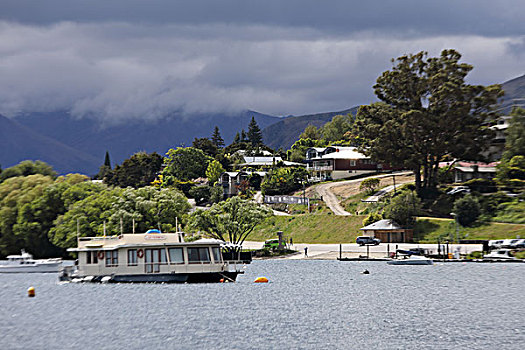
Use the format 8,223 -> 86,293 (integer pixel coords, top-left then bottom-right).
86,251 -> 98,264
105,250 -> 118,267
127,249 -> 138,266
168,248 -> 184,264
144,248 -> 167,273
212,247 -> 221,263
187,247 -> 211,263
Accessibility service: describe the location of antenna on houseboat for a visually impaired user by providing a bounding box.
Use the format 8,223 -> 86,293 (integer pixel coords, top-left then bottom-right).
103,221 -> 106,237
120,217 -> 123,235
76,218 -> 80,244
132,218 -> 135,234
157,222 -> 162,232
175,217 -> 178,232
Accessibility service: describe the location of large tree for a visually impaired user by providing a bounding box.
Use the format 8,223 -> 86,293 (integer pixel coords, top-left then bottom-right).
0,160 -> 57,183
211,126 -> 225,148
320,114 -> 353,142
104,152 -> 163,188
206,160 -> 225,185
188,197 -> 271,252
502,107 -> 525,160
353,50 -> 502,194
192,137 -> 218,157
163,147 -> 213,182
247,116 -> 263,146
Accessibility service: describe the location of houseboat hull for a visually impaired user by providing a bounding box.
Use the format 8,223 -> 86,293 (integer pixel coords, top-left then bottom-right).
68,271 -> 241,283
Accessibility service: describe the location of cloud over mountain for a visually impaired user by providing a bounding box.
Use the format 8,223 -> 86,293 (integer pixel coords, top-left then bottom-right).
0,1 -> 523,121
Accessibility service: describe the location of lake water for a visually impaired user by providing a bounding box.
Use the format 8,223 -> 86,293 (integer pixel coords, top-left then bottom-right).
1,260 -> 524,350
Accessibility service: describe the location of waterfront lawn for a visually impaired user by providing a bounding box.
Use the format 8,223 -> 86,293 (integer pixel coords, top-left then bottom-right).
249,214 -> 525,244
415,218 -> 525,242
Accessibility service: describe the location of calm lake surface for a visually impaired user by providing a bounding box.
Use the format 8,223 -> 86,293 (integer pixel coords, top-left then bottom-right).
1,260 -> 524,350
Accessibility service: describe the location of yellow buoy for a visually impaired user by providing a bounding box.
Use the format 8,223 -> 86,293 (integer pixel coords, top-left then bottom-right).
254,276 -> 269,283
27,286 -> 35,297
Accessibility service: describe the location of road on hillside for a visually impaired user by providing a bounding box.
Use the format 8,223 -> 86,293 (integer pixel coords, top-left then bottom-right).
315,172 -> 413,215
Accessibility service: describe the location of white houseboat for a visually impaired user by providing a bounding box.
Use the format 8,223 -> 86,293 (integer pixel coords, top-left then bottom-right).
65,231 -> 246,283
0,250 -> 62,273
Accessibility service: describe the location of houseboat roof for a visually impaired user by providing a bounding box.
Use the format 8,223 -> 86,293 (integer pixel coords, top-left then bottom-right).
68,233 -> 223,252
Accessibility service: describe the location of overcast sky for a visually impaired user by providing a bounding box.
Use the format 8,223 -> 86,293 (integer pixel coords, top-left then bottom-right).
0,0 -> 523,122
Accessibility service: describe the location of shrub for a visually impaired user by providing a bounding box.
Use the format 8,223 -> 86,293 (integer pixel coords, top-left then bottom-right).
453,195 -> 481,227
363,212 -> 383,226
359,178 -> 380,194
188,185 -> 211,205
209,185 -> 224,203
384,190 -> 421,227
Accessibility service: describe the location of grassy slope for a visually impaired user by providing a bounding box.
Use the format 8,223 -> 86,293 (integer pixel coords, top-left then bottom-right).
249,214 -> 366,243
249,214 -> 525,243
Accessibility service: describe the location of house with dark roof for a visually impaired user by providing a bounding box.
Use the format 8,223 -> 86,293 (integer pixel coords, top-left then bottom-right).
452,162 -> 497,183
360,219 -> 413,243
305,146 -> 400,182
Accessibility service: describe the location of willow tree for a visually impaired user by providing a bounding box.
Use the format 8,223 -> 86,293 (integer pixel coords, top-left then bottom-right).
188,196 -> 272,253
353,50 -> 502,194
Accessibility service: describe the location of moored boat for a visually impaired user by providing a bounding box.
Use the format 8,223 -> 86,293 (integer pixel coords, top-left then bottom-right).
483,249 -> 517,261
0,250 -> 62,273
387,255 -> 434,265
63,231 -> 246,283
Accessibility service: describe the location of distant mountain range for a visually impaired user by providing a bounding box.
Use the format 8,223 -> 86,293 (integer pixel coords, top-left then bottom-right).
261,107 -> 359,150
4,110 -> 280,174
1,74 -> 523,175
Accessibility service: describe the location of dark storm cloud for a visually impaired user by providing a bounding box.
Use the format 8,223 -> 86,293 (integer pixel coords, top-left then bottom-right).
0,1 -> 523,120
2,0 -> 524,37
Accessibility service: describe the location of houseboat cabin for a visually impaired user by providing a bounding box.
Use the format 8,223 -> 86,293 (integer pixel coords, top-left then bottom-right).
65,232 -> 244,283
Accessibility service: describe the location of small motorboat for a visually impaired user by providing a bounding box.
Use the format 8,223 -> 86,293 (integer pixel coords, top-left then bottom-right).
483,249 -> 517,261
387,255 -> 434,265
0,250 -> 62,273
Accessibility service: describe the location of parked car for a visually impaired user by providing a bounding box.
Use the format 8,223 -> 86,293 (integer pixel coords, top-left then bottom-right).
502,239 -> 520,248
488,240 -> 504,249
356,236 -> 380,246
510,239 -> 525,249
263,239 -> 284,250
447,186 -> 470,195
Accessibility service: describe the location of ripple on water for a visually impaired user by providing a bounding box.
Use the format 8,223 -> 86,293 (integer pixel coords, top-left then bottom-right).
0,260 -> 524,349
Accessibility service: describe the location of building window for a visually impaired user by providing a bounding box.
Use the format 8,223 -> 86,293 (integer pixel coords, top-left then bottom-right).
168,248 -> 185,264
105,250 -> 118,267
187,247 -> 211,264
212,247 -> 221,263
144,248 -> 167,273
127,249 -> 137,266
86,251 -> 98,264
350,160 -> 356,166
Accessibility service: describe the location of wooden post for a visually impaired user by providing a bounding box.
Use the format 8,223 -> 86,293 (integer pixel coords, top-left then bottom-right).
339,244 -> 342,260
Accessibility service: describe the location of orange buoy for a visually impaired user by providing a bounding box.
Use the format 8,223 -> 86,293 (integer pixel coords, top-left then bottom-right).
219,278 -> 225,283
27,286 -> 35,297
254,276 -> 269,283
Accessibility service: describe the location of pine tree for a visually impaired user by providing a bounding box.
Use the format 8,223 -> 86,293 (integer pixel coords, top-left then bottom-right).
233,132 -> 241,144
104,151 -> 111,169
95,151 -> 112,180
211,126 -> 225,148
247,116 -> 263,146
241,129 -> 247,142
